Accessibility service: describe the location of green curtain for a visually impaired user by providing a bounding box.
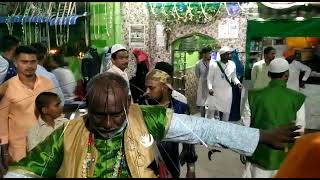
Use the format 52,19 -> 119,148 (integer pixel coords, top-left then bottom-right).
245,18 -> 320,79
90,2 -> 123,53
66,56 -> 82,81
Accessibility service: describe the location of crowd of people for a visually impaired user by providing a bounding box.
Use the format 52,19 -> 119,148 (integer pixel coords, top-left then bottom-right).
195,45 -> 316,178
0,34 -> 318,178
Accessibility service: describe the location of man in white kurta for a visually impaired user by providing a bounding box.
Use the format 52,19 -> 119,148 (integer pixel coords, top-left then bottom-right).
283,48 -> 310,140
106,44 -> 131,96
206,46 -> 242,121
241,47 -> 277,126
251,47 -> 276,90
288,60 -> 311,91
195,47 -> 212,117
283,48 -> 312,92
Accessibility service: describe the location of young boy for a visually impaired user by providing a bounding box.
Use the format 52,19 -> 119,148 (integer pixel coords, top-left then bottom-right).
27,92 -> 69,151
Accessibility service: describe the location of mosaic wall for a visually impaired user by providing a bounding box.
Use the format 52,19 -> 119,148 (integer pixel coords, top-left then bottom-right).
121,2 -> 151,79
121,3 -> 251,112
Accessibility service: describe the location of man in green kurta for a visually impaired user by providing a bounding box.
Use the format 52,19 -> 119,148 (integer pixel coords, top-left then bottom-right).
244,58 -> 306,178
1,72 -> 302,178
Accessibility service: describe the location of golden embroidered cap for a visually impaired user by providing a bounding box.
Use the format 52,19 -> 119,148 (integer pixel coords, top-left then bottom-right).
146,69 -> 173,90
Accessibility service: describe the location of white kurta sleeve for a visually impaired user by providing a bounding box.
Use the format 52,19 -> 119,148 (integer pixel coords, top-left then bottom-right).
163,113 -> 260,156
195,62 -> 200,79
241,98 -> 251,127
310,71 -> 320,77
50,74 -> 65,105
0,59 -> 9,84
207,63 -> 215,90
297,62 -> 311,81
231,64 -> 240,85
295,102 -> 306,133
251,64 -> 258,85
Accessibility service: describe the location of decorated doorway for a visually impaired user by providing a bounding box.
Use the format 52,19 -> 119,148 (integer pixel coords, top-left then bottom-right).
172,33 -> 219,113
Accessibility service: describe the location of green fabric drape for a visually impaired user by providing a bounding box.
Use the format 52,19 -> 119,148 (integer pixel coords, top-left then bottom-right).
9,105 -> 169,178
66,57 -> 82,80
90,2 -> 123,53
245,18 -> 320,79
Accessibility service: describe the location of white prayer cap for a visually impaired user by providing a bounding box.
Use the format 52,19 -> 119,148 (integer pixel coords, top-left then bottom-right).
111,44 -> 127,55
268,57 -> 289,73
219,46 -> 232,55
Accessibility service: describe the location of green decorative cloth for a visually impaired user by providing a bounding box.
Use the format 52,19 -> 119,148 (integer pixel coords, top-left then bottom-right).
90,2 -> 123,52
10,126 -> 65,177
247,79 -> 306,170
93,132 -> 130,178
10,105 -> 168,177
140,105 -> 169,140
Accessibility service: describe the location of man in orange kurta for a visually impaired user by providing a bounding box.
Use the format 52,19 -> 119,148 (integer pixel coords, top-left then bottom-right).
275,132 -> 320,178
0,46 -> 54,162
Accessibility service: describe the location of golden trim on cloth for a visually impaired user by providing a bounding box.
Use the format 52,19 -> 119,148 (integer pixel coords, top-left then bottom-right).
5,166 -> 42,178
124,104 -> 158,178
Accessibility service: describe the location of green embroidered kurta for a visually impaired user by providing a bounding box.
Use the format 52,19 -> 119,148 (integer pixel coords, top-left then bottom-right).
10,105 -> 168,178
247,80 -> 306,170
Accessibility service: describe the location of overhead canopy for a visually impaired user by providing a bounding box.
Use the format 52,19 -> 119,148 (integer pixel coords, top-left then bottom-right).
260,2 -> 307,9
258,2 -> 320,19
245,18 -> 320,79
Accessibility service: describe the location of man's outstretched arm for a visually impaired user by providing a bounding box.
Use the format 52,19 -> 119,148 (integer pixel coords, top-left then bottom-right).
163,113 -> 301,156
141,106 -> 300,156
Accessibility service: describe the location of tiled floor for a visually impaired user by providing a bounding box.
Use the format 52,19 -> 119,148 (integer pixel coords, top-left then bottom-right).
179,112 -> 245,178
180,145 -> 245,178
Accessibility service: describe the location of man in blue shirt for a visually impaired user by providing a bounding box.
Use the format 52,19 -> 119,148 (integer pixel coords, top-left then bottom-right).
31,43 -> 65,105
0,35 -> 20,82
144,68 -> 197,178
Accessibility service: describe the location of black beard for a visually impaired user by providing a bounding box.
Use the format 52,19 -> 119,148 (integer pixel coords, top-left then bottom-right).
287,58 -> 294,64
145,93 -> 163,105
145,97 -> 159,105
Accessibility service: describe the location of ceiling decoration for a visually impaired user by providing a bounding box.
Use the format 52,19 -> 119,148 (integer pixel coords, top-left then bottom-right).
146,2 -> 256,33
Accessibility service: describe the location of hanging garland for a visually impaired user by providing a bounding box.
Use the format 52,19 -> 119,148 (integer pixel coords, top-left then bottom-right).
147,2 -> 254,50
146,2 -> 252,34
148,2 -> 222,32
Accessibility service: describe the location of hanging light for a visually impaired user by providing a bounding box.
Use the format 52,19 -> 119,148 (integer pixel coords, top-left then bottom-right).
295,7 -> 305,21
256,17 -> 265,21
295,17 -> 304,21
49,49 -> 58,55
78,52 -> 85,60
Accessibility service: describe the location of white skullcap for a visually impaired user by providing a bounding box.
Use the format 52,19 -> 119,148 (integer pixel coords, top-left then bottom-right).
219,46 -> 232,55
268,58 -> 289,73
111,44 -> 127,55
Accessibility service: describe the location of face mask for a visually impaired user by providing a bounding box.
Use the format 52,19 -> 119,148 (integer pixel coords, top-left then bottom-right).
94,119 -> 128,139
